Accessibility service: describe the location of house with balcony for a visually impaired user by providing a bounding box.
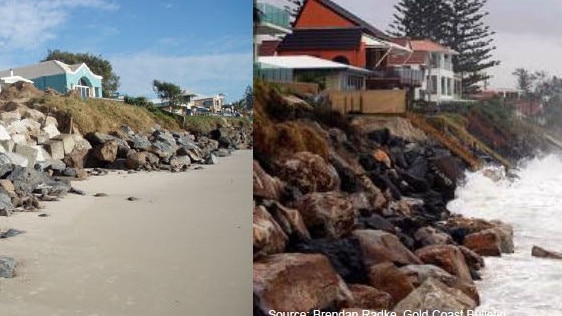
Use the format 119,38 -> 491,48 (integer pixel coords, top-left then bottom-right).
193,94 -> 225,114
273,0 -> 420,90
254,2 -> 292,62
388,39 -> 461,104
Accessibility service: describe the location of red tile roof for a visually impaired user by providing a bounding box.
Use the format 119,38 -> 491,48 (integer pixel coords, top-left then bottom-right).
410,39 -> 454,53
387,51 -> 428,65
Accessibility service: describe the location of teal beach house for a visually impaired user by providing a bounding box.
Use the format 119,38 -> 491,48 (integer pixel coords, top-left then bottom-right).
0,60 -> 103,98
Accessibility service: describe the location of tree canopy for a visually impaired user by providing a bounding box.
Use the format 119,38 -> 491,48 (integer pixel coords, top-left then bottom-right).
153,80 -> 183,107
42,50 -> 120,97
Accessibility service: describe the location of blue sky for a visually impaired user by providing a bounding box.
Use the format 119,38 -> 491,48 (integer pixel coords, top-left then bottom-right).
0,0 -> 252,102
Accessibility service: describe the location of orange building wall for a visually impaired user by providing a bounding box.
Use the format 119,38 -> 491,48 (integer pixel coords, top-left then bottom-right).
295,0 -> 355,29
278,44 -> 366,68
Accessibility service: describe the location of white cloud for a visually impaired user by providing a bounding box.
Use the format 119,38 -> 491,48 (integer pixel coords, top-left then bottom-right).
0,0 -> 118,50
110,52 -> 253,100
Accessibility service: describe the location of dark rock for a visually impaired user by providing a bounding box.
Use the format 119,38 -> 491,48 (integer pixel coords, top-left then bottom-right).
390,146 -> 408,169
63,148 -> 90,169
368,128 -> 391,145
0,153 -> 15,178
69,187 -> 86,195
7,167 -> 48,195
358,214 -> 396,234
177,146 -> 203,163
153,130 -> 177,148
532,246 -> 562,259
205,153 -> 218,165
0,228 -> 24,239
149,140 -> 175,160
127,196 -> 140,201
128,135 -> 151,150
407,156 -> 429,179
107,158 -> 128,170
0,256 -> 16,278
212,148 -> 231,157
38,213 -> 49,217
94,193 -> 108,197
288,238 -> 368,284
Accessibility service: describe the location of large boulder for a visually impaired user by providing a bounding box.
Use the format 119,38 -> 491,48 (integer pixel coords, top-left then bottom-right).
368,262 -> 415,303
531,246 -> 562,260
415,245 -> 472,282
398,264 -> 479,305
63,148 -> 90,169
463,229 -> 502,256
393,278 -> 476,314
169,155 -> 191,171
253,253 -> 352,313
289,238 -> 368,284
347,284 -> 392,310
352,230 -> 422,266
295,191 -> 355,238
414,226 -> 453,247
148,140 -> 175,160
7,166 -> 49,195
277,151 -> 340,194
125,151 -> 147,170
253,205 -> 287,257
253,161 -> 284,200
92,141 -> 119,164
267,201 -> 311,242
127,135 -> 151,150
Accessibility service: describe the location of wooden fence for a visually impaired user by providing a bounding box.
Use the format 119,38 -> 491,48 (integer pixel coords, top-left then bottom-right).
270,81 -> 320,95
328,90 -> 406,115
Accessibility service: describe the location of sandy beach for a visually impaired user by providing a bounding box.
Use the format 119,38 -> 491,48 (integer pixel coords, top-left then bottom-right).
0,150 -> 253,316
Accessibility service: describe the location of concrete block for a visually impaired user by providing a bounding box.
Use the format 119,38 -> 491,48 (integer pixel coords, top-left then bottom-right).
53,134 -> 76,155
0,140 -> 14,152
45,116 -> 58,127
0,111 -> 21,125
5,153 -> 28,168
0,125 -> 11,141
15,144 -> 39,168
42,124 -> 60,139
45,140 -> 64,160
21,119 -> 41,133
11,134 -> 27,145
6,121 -> 28,135
33,145 -> 51,162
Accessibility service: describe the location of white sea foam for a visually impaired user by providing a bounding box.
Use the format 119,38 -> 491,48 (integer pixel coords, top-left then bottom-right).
448,154 -> 562,316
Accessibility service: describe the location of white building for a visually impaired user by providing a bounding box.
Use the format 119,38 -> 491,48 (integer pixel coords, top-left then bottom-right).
388,39 -> 462,104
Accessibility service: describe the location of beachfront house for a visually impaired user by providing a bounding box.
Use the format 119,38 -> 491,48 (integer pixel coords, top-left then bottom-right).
193,94 -> 225,114
254,2 -> 292,71
388,39 -> 462,104
0,60 -> 103,98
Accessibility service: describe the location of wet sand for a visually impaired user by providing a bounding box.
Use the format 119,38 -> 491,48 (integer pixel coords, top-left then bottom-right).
0,150 -> 253,316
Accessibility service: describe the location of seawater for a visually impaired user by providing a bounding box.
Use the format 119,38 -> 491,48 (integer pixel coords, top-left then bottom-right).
447,154 -> 562,316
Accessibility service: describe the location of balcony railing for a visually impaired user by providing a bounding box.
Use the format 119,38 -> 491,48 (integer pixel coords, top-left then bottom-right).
370,68 -> 424,86
257,3 -> 291,30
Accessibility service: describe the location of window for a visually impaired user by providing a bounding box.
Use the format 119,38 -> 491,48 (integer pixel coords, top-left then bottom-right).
447,78 -> 452,96
441,77 -> 446,95
429,76 -> 438,94
346,75 -> 363,90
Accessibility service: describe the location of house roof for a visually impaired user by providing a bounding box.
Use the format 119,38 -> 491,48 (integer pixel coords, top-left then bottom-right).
409,39 -> 456,54
0,60 -> 103,80
387,51 -> 428,65
295,0 -> 389,40
259,40 -> 280,56
258,55 -> 372,74
277,27 -> 363,51
0,75 -> 34,84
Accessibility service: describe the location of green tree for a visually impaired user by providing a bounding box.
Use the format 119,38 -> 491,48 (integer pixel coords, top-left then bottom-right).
42,50 -> 120,97
124,96 -> 153,107
388,0 -> 450,41
244,85 -> 253,109
152,80 -> 183,107
389,0 -> 499,93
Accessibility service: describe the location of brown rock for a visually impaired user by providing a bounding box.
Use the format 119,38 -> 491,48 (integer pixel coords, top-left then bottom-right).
253,253 -> 352,313
253,160 -> 284,200
399,264 -> 480,305
63,148 -> 90,168
295,191 -> 356,238
393,278 -> 476,314
267,202 -> 311,242
352,230 -> 422,266
125,151 -> 147,170
348,284 -> 392,310
445,216 -> 495,234
463,228 -> 502,256
253,205 -> 287,257
277,151 -> 340,194
532,246 -> 562,260
373,149 -> 391,168
458,246 -> 485,270
414,226 -> 453,247
93,141 -> 118,163
490,220 -> 515,253
415,244 -> 472,282
368,262 -> 415,303
0,180 -> 16,198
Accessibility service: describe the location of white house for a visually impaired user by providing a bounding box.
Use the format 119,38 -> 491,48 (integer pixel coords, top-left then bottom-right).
388,39 -> 461,104
192,94 -> 225,114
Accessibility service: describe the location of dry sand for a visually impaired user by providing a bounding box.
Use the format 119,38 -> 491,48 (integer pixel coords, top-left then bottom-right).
0,150 -> 253,316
